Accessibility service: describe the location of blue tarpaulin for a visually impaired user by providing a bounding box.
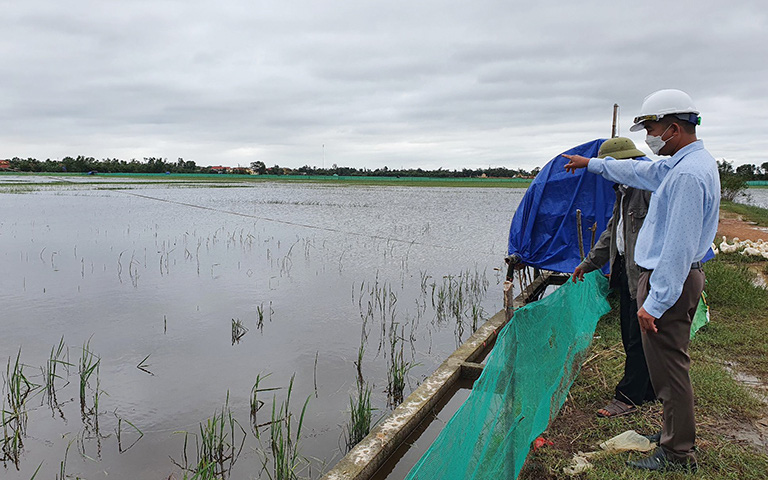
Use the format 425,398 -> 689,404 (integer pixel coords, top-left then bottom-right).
508,139 -> 712,273
508,139 -> 616,274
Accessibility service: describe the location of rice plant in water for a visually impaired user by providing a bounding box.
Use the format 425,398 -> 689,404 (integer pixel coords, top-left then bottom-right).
471,304 -> 485,332
256,304 -> 265,330
250,373 -> 279,436
353,339 -> 366,389
231,318 -> 248,344
136,354 -> 154,376
2,348 -> 39,468
344,321 -> 374,452
42,336 -> 72,411
259,375 -> 310,480
387,323 -> 417,406
78,339 -> 100,415
431,268 -> 490,331
55,437 -> 75,480
77,369 -> 105,461
115,412 -> 144,453
343,382 -> 373,452
177,393 -> 246,479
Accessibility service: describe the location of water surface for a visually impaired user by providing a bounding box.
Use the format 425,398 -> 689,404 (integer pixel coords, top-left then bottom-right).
0,179 -> 523,479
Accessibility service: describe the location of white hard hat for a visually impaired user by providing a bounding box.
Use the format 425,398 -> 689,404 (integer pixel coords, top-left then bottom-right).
629,89 -> 701,132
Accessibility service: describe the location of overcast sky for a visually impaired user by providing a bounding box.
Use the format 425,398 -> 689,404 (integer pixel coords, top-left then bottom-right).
2,1 -> 766,171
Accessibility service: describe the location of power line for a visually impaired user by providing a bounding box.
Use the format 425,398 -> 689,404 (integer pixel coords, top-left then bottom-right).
119,190 -> 503,258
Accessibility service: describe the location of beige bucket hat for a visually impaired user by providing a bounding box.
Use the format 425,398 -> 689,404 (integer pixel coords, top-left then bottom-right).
598,137 -> 645,159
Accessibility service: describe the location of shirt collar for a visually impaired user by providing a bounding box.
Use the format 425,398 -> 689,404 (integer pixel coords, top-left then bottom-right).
666,140 -> 704,168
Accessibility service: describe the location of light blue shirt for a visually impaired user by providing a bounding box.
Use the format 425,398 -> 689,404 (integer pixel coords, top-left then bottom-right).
587,140 -> 720,318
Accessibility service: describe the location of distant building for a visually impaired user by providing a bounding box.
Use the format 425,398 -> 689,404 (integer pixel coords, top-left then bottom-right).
0,159 -> 10,170
209,165 -> 231,174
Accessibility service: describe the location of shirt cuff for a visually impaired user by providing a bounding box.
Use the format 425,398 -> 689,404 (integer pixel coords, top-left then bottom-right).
587,157 -> 604,174
640,295 -> 668,319
577,260 -> 595,273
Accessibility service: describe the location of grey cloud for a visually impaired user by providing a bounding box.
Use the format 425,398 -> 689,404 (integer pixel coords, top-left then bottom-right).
2,1 -> 767,169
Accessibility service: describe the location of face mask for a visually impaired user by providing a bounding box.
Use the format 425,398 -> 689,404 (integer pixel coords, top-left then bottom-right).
645,125 -> 672,155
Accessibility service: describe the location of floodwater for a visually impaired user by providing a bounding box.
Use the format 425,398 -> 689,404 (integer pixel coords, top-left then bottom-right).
0,177 -> 524,479
3,177 -> 767,480
741,187 -> 768,210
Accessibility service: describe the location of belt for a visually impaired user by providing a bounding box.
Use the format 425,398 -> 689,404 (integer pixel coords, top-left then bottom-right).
638,261 -> 702,273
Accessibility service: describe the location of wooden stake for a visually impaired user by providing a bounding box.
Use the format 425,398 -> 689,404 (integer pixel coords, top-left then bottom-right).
576,209 -> 585,260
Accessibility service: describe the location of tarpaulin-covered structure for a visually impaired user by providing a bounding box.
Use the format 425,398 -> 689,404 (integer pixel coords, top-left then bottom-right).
506,139 -> 712,273
507,139 -> 616,274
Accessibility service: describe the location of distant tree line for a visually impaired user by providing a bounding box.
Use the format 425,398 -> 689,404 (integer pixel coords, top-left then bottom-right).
251,161 -> 540,178
5,156 -> 541,178
7,157 -> 765,190
7,156 -> 202,174
728,161 -> 768,181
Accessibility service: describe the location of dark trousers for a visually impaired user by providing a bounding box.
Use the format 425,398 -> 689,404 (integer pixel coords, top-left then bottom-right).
614,258 -> 655,406
637,268 -> 705,463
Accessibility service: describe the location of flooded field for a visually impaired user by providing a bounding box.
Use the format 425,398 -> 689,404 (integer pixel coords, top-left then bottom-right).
742,187 -> 768,210
0,176 -> 524,479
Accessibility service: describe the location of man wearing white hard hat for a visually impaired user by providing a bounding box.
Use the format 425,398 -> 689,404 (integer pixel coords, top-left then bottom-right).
563,89 -> 720,472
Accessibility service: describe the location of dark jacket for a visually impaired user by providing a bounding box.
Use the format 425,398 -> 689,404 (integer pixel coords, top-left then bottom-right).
577,184 -> 651,299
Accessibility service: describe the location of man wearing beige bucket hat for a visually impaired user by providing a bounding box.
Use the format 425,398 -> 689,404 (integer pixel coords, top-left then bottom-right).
571,137 -> 655,419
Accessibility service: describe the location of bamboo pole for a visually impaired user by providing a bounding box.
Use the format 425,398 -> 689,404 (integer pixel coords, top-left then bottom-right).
576,209 -> 585,260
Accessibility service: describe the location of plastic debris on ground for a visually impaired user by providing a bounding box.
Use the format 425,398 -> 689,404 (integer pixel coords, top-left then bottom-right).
564,430 -> 658,476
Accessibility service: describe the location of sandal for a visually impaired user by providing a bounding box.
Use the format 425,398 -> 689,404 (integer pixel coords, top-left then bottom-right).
596,398 -> 637,418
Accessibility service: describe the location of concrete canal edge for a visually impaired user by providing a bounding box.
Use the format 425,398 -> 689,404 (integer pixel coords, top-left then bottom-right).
322,271 -> 562,480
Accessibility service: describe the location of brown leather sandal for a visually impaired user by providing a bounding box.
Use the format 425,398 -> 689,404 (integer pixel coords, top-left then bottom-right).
596,398 -> 637,418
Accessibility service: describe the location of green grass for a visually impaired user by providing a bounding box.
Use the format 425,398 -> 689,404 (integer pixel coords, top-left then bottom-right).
519,253 -> 768,479
696,257 -> 768,373
721,200 -> 768,226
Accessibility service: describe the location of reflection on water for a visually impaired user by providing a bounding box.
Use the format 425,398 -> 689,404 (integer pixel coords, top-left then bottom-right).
0,180 -> 524,478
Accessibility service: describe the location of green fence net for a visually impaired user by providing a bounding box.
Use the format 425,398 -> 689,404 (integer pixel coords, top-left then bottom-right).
691,292 -> 709,339
406,271 -> 611,480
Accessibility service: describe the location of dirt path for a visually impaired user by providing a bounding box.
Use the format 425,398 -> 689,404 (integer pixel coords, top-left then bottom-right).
718,210 -> 768,242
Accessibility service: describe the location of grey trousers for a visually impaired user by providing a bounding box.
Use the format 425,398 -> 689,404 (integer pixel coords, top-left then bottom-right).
637,268 -> 705,463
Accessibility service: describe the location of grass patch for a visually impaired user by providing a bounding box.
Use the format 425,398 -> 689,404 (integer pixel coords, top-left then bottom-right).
689,356 -> 763,418
721,200 -> 768,226
696,257 -> 768,373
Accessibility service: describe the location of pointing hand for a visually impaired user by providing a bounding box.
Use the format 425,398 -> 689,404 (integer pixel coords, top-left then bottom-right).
563,154 -> 590,174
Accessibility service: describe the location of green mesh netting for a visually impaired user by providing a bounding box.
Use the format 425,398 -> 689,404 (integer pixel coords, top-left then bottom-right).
406,271 -> 611,480
691,292 -> 709,339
